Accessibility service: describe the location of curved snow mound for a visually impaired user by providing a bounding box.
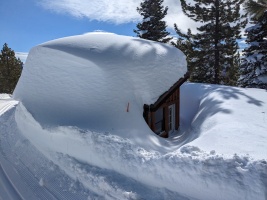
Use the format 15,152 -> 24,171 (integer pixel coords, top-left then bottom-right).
14,33 -> 187,132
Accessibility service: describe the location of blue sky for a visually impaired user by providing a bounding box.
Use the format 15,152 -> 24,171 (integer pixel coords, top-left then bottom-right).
0,0 -> 246,63
0,0 -> 148,62
0,0 -> 137,51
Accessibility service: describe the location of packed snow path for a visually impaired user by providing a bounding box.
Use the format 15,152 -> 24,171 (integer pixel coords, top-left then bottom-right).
0,109 -> 102,199
0,161 -> 22,200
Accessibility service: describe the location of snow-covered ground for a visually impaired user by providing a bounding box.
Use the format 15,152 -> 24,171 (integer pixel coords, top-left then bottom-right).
1,83 -> 267,200
0,33 -> 266,200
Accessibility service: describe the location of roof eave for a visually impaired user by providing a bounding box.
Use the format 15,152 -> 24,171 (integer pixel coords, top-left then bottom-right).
144,72 -> 190,112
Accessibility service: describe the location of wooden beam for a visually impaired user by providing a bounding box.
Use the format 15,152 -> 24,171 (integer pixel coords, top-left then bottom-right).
148,72 -> 190,111
164,106 -> 169,136
151,112 -> 156,132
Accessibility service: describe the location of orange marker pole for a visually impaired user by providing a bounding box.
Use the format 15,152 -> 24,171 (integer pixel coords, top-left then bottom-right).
126,102 -> 130,112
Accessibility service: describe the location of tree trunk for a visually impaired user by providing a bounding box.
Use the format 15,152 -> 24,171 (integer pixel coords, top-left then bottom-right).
214,0 -> 220,84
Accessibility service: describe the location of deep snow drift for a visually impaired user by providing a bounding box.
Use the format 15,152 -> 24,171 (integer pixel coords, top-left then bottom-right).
0,33 -> 266,200
1,83 -> 267,200
13,32 -> 187,151
180,83 -> 267,160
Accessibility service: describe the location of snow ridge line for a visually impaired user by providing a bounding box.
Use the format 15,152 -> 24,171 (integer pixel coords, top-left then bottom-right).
0,100 -> 18,116
49,152 -> 193,200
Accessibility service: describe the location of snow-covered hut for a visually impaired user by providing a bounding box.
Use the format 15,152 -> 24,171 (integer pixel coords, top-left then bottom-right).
144,72 -> 189,137
14,32 -> 188,139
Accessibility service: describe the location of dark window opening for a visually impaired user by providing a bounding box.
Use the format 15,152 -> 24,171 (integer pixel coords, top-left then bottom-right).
154,108 -> 165,134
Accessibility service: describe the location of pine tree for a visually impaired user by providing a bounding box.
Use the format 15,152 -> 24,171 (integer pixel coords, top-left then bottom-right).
174,0 -> 247,85
245,0 -> 267,19
238,12 -> 267,89
171,26 -> 196,81
225,51 -> 241,86
0,43 -> 23,94
134,0 -> 172,43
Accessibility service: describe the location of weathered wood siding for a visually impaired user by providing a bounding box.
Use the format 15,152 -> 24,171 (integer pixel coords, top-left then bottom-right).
145,87 -> 180,138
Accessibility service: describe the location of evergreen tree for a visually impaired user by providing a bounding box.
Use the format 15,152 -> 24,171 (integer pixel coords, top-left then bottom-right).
174,0 -> 247,85
0,43 -> 23,94
171,26 -> 196,81
245,0 -> 267,19
225,51 -> 241,86
238,12 -> 267,89
134,0 -> 172,43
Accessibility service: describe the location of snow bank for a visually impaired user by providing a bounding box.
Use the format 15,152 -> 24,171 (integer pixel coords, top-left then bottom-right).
14,101 -> 267,200
0,94 -> 11,99
13,32 -> 187,149
0,95 -> 18,117
1,82 -> 267,199
180,83 -> 267,160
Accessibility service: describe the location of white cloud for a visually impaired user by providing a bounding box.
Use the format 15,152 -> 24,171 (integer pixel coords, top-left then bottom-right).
39,0 -> 198,33
39,0 -> 141,24
39,0 -> 247,36
15,52 -> 28,63
164,0 -> 199,33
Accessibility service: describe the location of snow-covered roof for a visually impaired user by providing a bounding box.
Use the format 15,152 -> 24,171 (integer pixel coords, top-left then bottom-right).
14,32 -> 187,142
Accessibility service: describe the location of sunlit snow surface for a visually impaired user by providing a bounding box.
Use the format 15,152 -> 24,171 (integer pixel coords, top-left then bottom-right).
0,33 -> 267,199
1,83 -> 267,200
13,32 -> 187,151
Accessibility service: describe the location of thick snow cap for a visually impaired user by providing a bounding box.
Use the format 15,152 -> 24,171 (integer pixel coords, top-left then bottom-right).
14,32 -> 187,134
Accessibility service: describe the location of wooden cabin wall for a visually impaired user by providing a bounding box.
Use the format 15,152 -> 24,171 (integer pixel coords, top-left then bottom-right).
164,106 -> 169,134
150,111 -> 156,132
160,87 -> 180,135
143,87 -> 181,137
175,88 -> 180,129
